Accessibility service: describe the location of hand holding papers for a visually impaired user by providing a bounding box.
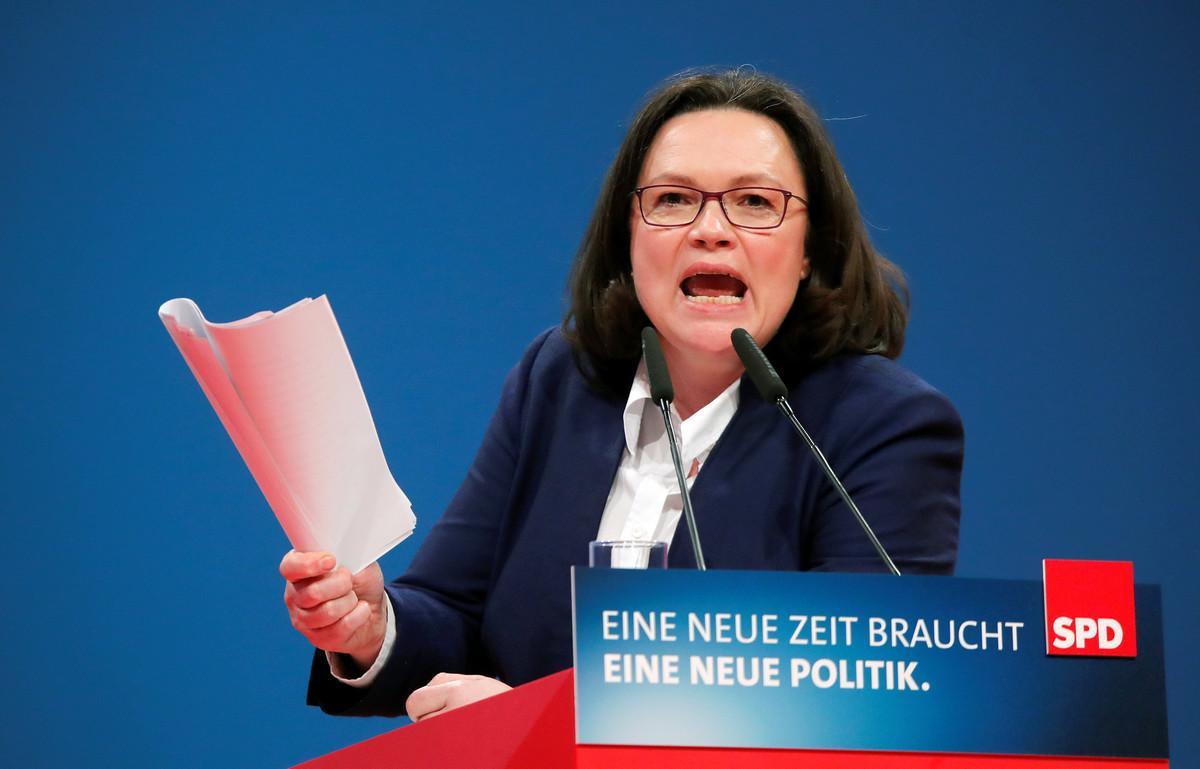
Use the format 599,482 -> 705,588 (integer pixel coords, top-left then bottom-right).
159,296 -> 416,573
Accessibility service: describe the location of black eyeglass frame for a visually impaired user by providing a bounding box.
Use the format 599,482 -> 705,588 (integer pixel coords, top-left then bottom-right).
632,184 -> 808,230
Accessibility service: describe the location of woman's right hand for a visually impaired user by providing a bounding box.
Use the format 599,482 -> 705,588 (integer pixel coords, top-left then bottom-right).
280,551 -> 387,672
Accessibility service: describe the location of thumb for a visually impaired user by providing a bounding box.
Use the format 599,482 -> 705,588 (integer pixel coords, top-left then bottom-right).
350,561 -> 384,603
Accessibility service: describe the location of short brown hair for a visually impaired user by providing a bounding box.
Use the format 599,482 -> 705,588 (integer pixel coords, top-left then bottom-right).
564,68 -> 908,395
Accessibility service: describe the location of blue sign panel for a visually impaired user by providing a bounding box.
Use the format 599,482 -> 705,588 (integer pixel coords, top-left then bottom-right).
571,568 -> 1167,758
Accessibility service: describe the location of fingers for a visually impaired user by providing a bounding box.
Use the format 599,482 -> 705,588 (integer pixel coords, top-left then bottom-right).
279,551 -> 388,658
291,599 -> 372,652
405,674 -> 513,722
291,591 -> 359,630
280,550 -> 336,581
284,567 -> 354,610
406,678 -> 460,722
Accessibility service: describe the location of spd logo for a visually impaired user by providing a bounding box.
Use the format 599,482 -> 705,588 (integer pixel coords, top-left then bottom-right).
1043,559 -> 1136,658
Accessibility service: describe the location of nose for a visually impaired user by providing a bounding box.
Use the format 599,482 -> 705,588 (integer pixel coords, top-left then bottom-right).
687,197 -> 734,250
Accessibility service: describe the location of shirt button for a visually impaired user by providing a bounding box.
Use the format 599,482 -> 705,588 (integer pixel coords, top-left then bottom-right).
632,527 -> 648,539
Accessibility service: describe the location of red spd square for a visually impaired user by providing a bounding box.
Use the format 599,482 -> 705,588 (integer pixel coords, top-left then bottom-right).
1043,559 -> 1137,658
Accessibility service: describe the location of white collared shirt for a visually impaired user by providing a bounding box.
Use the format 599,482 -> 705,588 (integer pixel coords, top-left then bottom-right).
331,358 -> 741,686
595,358 -> 740,544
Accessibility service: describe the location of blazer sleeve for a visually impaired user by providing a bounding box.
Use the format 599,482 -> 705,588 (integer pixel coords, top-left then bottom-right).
804,372 -> 964,576
306,329 -> 554,716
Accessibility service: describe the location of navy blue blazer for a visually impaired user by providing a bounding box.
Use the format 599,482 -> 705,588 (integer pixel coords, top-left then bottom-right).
308,328 -> 963,716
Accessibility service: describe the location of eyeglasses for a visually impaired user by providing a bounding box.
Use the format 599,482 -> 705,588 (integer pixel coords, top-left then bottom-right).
633,184 -> 807,229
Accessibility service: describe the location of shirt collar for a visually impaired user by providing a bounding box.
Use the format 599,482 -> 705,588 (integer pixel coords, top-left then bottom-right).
622,357 -> 741,462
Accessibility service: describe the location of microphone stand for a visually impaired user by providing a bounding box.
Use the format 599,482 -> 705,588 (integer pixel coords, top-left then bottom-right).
773,397 -> 900,576
656,399 -> 707,571
731,327 -> 900,577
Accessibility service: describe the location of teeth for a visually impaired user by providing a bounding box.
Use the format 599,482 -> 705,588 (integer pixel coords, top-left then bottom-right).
685,295 -> 743,304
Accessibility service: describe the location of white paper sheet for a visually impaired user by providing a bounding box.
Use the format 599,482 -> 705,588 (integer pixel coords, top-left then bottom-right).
159,295 -> 415,573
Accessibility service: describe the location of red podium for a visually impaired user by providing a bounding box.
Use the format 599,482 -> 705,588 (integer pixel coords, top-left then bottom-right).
294,670 -> 576,769
294,667 -> 1167,769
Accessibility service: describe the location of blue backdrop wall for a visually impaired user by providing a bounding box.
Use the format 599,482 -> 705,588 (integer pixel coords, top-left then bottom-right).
3,2 -> 1197,767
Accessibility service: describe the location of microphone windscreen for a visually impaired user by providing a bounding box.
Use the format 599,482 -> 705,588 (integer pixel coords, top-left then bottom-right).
731,328 -> 788,402
641,327 -> 675,404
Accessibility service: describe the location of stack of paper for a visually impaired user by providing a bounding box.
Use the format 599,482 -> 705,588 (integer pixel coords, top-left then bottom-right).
159,296 -> 415,574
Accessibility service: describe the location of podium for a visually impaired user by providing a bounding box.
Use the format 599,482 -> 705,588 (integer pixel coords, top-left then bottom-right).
296,563 -> 1170,768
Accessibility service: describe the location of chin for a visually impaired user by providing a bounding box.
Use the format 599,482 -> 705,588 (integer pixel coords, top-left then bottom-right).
668,323 -> 739,360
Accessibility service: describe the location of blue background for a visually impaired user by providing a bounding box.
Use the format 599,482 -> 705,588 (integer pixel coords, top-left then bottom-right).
2,2 -> 1197,767
574,569 -> 1167,758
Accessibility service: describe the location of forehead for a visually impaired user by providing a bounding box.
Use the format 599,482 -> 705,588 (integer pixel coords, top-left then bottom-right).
639,108 -> 804,189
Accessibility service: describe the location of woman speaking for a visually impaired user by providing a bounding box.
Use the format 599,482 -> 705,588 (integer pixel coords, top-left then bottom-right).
280,69 -> 963,721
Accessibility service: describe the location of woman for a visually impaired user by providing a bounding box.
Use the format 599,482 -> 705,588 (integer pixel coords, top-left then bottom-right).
282,69 -> 963,721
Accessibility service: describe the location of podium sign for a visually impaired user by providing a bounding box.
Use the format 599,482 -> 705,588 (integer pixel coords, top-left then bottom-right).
571,568 -> 1167,761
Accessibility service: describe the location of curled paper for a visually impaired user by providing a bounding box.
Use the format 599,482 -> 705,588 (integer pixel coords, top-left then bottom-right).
159,296 -> 415,573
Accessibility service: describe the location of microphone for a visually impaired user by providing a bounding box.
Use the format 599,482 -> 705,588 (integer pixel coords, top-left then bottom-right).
731,328 -> 901,576
640,327 -> 707,571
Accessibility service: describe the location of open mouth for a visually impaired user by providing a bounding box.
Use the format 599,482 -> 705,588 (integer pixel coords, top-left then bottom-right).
680,273 -> 747,305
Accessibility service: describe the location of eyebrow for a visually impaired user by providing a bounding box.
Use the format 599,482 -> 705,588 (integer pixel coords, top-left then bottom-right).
644,172 -> 787,188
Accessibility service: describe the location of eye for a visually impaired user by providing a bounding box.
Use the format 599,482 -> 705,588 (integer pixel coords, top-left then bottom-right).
732,191 -> 778,210
649,188 -> 700,209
